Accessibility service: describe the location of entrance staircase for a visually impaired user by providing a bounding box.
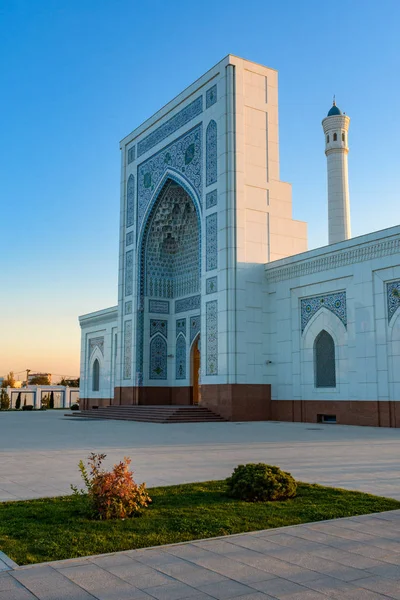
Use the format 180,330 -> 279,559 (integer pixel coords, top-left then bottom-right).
67,405 -> 226,423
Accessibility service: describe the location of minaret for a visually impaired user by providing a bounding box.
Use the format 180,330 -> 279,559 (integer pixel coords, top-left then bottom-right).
322,98 -> 351,244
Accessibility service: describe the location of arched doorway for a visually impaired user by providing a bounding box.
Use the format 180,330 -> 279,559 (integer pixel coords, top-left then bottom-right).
191,335 -> 201,405
137,177 -> 202,397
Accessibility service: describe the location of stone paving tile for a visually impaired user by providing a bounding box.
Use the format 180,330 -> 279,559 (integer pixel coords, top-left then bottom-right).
10,565 -> 97,599
143,581 -> 205,600
153,563 -> 228,587
126,549 -> 185,567
197,580 -> 256,599
0,573 -> 26,591
365,562 -> 400,580
224,594 -> 276,600
0,588 -> 39,600
352,575 -> 400,599
57,563 -> 149,599
102,562 -> 175,589
250,576 -> 311,597
180,554 -> 274,584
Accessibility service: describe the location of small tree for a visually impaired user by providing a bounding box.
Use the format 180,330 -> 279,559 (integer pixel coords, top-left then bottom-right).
49,391 -> 54,409
29,375 -> 51,385
15,392 -> 21,410
2,372 -> 16,388
0,389 -> 10,410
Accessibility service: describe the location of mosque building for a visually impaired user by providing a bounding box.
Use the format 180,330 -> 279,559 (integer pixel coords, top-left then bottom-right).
79,55 -> 400,426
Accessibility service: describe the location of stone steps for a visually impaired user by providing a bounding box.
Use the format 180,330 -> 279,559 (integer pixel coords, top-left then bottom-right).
66,405 -> 226,423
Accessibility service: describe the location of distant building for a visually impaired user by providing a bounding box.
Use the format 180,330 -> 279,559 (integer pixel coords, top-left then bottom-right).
28,373 -> 51,384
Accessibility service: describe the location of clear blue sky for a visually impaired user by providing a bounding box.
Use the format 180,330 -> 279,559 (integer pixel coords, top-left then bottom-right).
1,0 -> 399,378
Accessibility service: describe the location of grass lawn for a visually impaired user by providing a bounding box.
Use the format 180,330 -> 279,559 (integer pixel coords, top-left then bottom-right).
1,480 -> 399,566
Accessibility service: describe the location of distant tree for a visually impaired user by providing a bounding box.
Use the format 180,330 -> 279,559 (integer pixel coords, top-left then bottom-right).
49,391 -> 54,409
41,394 -> 49,408
29,375 -> 51,385
23,396 -> 27,407
0,389 -> 10,410
60,377 -> 80,387
15,392 -> 21,410
2,372 -> 16,388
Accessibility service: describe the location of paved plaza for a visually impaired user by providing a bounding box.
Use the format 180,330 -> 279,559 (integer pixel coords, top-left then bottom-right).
1,411 -> 400,501
2,511 -> 400,598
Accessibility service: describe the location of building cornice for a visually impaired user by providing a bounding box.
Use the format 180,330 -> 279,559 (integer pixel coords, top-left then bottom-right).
79,306 -> 118,327
265,234 -> 400,284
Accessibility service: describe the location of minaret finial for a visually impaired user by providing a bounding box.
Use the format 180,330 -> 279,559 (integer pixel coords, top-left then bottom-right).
333,94 -> 336,106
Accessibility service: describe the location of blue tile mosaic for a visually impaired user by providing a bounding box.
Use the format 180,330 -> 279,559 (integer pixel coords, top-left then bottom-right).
125,250 -> 133,296
150,319 -> 168,338
175,295 -> 201,314
387,281 -> 400,323
126,231 -> 134,246
190,315 -> 201,344
301,291 -> 347,333
206,276 -> 218,295
123,320 -> 132,380
127,175 -> 135,228
137,96 -> 203,158
136,305 -> 144,385
149,334 -> 167,380
206,189 -> 217,209
206,120 -> 217,186
125,301 -> 132,315
176,318 -> 186,337
145,182 -> 200,299
206,300 -> 218,375
127,146 -> 135,164
175,334 -> 186,380
137,125 -> 202,236
206,213 -> 218,271
149,300 -> 169,314
206,85 -> 217,109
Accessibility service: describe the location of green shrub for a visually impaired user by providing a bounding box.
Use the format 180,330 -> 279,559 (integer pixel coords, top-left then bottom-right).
70,403 -> 79,411
22,405 -> 34,411
226,463 -> 297,502
15,393 -> 21,410
71,453 -> 152,520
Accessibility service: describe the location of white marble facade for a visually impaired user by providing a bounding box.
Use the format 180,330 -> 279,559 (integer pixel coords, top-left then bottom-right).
79,55 -> 400,422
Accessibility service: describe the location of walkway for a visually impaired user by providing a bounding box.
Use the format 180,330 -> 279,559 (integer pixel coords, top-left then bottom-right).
1,412 -> 400,501
2,510 -> 400,599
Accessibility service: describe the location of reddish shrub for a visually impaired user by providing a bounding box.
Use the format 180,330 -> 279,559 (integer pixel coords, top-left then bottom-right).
72,453 -> 151,519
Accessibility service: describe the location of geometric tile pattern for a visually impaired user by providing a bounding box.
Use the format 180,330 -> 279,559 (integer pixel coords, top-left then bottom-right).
150,319 -> 168,339
176,318 -> 186,337
175,334 -> 186,380
137,125 -> 202,234
126,231 -> 134,246
206,189 -> 217,209
125,301 -> 132,315
89,336 -> 104,356
145,182 -> 200,299
206,85 -> 217,109
190,315 -> 201,344
206,120 -> 217,187
206,276 -> 218,295
123,320 -> 132,380
149,300 -> 170,314
206,213 -> 218,271
127,146 -> 135,164
176,295 -> 201,314
149,334 -> 167,380
301,291 -> 347,333
137,96 -> 203,158
125,250 -> 134,296
387,281 -> 400,323
206,300 -> 218,375
126,175 -> 135,228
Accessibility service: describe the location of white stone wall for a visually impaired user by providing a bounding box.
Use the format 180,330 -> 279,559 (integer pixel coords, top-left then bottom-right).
264,226 -> 400,402
79,306 -> 118,399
